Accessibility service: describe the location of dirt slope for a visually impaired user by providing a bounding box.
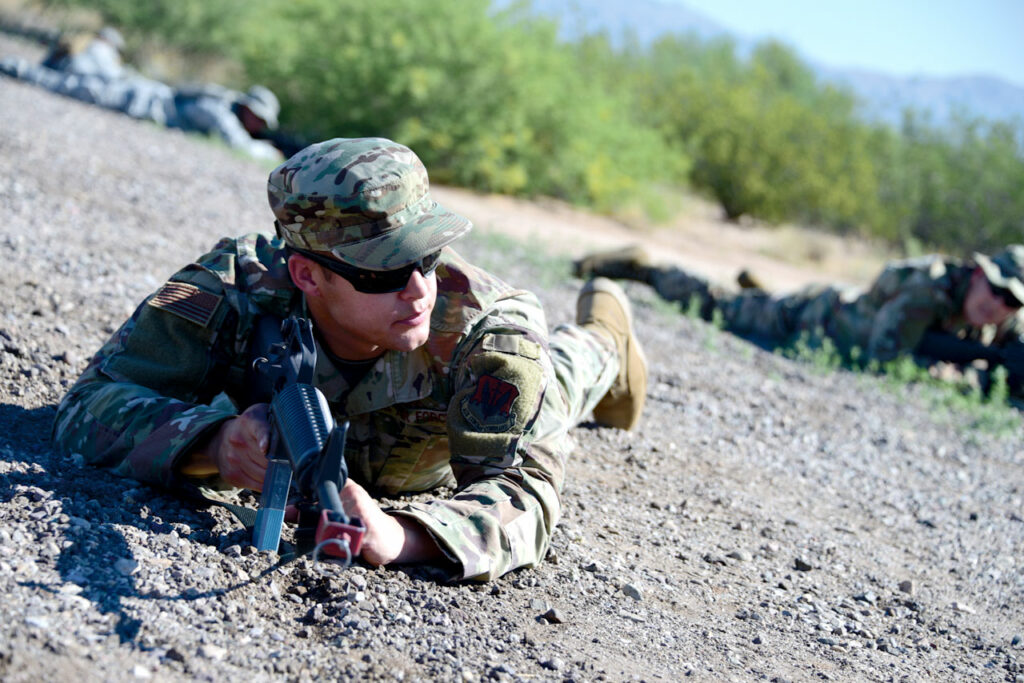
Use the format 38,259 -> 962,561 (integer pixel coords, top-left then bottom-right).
1,32 -> 1023,683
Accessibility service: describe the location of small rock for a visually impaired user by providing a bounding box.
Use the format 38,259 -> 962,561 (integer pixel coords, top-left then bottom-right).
951,601 -> 975,614
1011,634 -> 1021,646
727,550 -> 752,562
542,608 -> 566,624
620,583 -> 643,601
619,610 -> 646,623
65,568 -> 89,585
165,648 -> 186,663
132,664 -> 151,679
24,616 -> 49,629
55,350 -> 80,365
540,657 -> 564,671
529,598 -> 548,611
898,579 -> 916,595
794,558 -> 813,572
198,644 -> 226,661
114,558 -> 139,576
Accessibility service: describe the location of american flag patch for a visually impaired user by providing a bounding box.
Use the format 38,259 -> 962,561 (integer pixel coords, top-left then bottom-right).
147,282 -> 222,327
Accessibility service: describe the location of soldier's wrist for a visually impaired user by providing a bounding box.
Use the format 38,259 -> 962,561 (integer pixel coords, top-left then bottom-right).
178,420 -> 230,478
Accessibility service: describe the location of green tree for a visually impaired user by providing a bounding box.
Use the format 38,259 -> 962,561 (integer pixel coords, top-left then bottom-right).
234,0 -> 678,208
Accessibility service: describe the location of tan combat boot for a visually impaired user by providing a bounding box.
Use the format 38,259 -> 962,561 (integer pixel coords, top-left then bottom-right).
573,244 -> 653,282
576,277 -> 648,430
736,268 -> 766,291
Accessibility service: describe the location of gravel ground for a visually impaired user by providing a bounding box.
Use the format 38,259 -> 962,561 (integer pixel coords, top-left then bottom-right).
2,33 -> 1024,683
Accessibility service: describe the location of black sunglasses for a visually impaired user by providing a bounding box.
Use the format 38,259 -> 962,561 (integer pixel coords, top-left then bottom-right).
289,247 -> 442,294
990,284 -> 1023,309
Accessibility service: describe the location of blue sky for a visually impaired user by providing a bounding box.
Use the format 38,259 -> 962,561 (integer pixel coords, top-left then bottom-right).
673,0 -> 1024,87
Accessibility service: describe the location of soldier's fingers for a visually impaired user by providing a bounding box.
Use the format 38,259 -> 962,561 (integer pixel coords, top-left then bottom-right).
236,450 -> 269,485
216,451 -> 261,491
226,469 -> 264,492
339,479 -> 381,521
238,403 -> 271,454
228,442 -> 266,489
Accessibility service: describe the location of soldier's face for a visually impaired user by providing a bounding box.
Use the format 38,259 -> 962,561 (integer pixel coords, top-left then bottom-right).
963,269 -> 1019,327
297,259 -> 438,360
238,106 -> 268,135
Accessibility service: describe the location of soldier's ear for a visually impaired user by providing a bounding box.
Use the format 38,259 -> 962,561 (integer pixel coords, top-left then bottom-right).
288,253 -> 323,298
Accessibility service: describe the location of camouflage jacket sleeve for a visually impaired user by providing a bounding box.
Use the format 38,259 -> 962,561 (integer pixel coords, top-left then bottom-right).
390,292 -> 564,581
864,259 -> 959,362
52,266 -> 239,490
66,40 -> 124,79
176,97 -> 283,162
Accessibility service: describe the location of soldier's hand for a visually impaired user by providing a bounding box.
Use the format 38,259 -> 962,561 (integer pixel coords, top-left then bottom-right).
339,479 -> 445,567
189,403 -> 271,490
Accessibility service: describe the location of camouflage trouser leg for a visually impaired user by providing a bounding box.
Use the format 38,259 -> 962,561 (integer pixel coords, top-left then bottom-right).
719,285 -> 841,344
649,267 -> 716,318
546,323 -> 619,429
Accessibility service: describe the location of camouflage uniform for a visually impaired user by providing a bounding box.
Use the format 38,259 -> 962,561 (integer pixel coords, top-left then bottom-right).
41,28 -> 126,79
0,56 -> 280,161
626,253 -> 1023,362
53,138 -> 620,581
167,84 -> 283,162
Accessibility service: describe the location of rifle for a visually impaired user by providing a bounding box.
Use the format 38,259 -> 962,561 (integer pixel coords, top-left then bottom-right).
248,316 -> 365,562
915,331 -> 1024,384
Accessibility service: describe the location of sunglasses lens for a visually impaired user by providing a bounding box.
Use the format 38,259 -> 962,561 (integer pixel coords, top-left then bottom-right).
293,248 -> 441,294
991,285 -> 1022,309
420,251 -> 441,276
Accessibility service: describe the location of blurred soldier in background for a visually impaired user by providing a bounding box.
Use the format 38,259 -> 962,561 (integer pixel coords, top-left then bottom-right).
167,82 -> 283,162
40,25 -> 125,78
576,244 -> 1024,387
0,27 -> 283,162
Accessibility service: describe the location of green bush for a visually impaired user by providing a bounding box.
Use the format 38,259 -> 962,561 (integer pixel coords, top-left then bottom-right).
232,0 -> 682,211
36,0 -> 1024,253
877,113 -> 1024,252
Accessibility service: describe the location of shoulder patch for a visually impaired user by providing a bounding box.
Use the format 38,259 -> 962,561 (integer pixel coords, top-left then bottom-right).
463,374 -> 520,432
148,282 -> 222,327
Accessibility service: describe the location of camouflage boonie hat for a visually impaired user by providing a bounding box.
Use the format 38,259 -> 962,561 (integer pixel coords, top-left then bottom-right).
97,26 -> 125,51
975,244 -> 1024,306
239,85 -> 280,130
267,137 -> 472,270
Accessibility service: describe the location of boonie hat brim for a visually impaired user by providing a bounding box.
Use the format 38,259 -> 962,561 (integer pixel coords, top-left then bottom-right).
975,251 -> 1024,305
325,200 -> 472,271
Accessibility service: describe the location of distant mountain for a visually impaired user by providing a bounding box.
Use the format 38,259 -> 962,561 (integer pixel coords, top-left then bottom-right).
500,0 -> 731,44
507,0 -> 1024,127
816,67 -> 1024,128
